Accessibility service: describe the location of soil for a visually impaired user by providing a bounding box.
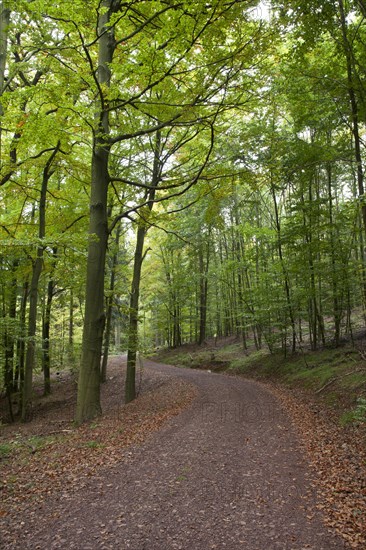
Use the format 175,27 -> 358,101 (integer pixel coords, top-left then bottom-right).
1,356 -> 362,549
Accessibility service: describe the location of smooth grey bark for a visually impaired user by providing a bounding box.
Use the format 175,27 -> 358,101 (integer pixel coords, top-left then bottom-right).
75,1 -> 116,423
198,240 -> 210,345
22,145 -> 59,421
338,0 -> 366,235
3,260 -> 17,421
0,2 -> 10,107
233,204 -> 248,350
326,147 -> 341,347
0,1 -> 10,162
125,131 -> 162,404
101,223 -> 121,383
270,184 -> 296,354
125,224 -> 145,404
42,247 -> 57,396
75,146 -> 109,423
15,279 -> 28,407
42,277 -> 53,396
4,261 -> 17,388
337,0 -> 366,317
161,247 -> 182,349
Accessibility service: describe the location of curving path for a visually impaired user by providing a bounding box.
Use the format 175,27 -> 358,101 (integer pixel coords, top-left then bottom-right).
4,359 -> 346,549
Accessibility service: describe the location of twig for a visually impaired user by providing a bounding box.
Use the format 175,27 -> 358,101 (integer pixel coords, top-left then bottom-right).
315,378 -> 338,394
316,368 -> 366,394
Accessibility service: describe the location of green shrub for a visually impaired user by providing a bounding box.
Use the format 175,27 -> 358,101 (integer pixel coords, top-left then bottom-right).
342,397 -> 366,425
0,443 -> 13,459
352,397 -> 366,423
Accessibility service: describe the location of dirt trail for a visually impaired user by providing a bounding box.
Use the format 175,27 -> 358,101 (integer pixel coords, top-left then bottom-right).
1,359 -> 346,549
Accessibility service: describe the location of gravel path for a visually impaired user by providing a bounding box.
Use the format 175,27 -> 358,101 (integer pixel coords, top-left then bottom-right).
2,359 -> 346,549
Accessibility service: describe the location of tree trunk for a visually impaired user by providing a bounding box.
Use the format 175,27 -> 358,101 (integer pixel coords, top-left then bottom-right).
326,151 -> 341,346
125,131 -> 162,403
233,198 -> 248,349
356,0 -> 366,18
270,182 -> 296,353
0,3 -> 10,120
4,261 -> 18,397
42,249 -> 57,396
198,239 -> 210,345
75,2 -> 114,424
338,0 -> 366,236
173,303 -> 182,348
68,288 -> 75,365
15,279 -> 28,405
125,224 -> 145,403
101,223 -> 121,383
75,148 -> 109,422
115,317 -> 121,350
338,0 -> 366,326
22,146 -> 59,421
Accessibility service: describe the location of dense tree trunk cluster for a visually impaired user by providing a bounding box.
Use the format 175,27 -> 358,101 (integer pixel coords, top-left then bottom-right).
1,0 -> 366,422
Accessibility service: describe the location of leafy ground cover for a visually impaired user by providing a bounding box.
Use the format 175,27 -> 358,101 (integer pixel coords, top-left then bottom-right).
151,337 -> 366,422
0,357 -> 197,520
1,342 -> 366,548
151,337 -> 366,548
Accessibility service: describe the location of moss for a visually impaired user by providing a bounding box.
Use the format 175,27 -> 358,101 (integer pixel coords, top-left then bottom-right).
0,443 -> 13,459
26,435 -> 58,452
340,398 -> 366,425
229,349 -> 271,374
152,341 -> 366,425
290,363 -> 337,388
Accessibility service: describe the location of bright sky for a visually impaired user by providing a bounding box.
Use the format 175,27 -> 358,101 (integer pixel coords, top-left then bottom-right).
251,1 -> 271,22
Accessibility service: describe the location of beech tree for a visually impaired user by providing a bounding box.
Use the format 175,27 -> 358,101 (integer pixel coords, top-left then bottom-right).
0,1 -> 90,419
4,0 -> 366,425
69,0 -> 262,422
140,0 -> 366,354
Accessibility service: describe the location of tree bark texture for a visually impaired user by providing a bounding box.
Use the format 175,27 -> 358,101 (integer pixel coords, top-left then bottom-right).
21,146 -> 59,421
101,223 -> 121,383
75,1 -> 115,423
125,131 -> 162,403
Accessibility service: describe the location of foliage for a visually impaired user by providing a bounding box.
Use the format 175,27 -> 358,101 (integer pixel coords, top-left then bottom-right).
1,0 -> 366,422
346,397 -> 366,424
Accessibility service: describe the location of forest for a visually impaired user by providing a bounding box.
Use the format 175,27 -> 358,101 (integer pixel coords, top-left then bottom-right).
1,0 -> 366,425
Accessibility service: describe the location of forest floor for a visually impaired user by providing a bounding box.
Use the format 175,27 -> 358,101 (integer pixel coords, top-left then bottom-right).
0,347 -> 365,549
150,337 -> 366,548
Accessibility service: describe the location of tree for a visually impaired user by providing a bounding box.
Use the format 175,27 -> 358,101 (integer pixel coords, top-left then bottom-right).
73,0 -> 261,421
22,144 -> 61,421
